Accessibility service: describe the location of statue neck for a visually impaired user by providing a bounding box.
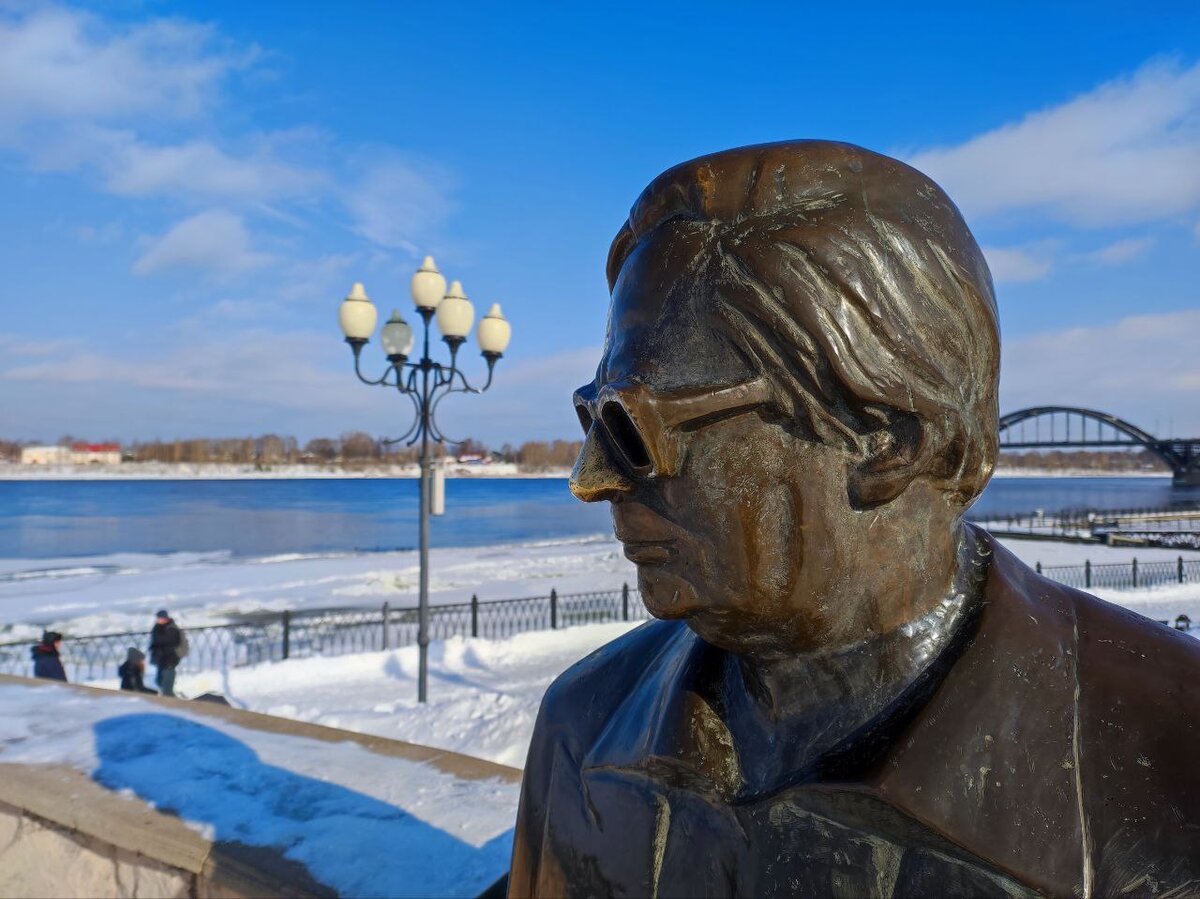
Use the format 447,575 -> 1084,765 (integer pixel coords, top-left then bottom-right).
722,526 -> 990,792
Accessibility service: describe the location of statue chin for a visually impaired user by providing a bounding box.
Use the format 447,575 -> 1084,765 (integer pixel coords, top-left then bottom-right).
636,568 -> 696,620
638,568 -> 795,656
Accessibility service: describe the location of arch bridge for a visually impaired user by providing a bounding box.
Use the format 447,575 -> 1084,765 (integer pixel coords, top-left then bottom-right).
998,406 -> 1200,487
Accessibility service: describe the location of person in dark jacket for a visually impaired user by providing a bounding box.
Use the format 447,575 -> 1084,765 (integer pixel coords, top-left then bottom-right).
31,631 -> 66,681
118,647 -> 158,694
148,609 -> 181,697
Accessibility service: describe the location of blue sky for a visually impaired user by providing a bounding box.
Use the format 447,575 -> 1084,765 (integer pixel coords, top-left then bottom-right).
1,1 -> 1198,444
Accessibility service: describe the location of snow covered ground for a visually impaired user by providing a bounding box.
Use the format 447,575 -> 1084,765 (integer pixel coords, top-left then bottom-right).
166,622 -> 640,769
0,680 -> 518,897
5,544 -> 1197,895
2,532 -> 1197,642
82,567 -> 1200,774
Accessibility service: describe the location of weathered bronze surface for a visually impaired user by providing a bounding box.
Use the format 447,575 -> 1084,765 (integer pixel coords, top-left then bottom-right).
509,141 -> 1200,897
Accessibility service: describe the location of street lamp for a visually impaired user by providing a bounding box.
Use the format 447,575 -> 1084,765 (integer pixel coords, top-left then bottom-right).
338,256 -> 511,702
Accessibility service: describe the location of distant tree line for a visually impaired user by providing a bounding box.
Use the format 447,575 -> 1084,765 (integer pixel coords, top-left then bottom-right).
998,449 -> 1168,472
0,433 -> 585,472
0,439 -> 1171,474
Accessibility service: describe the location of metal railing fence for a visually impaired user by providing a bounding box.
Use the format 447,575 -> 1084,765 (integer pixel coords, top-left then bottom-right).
1035,556 -> 1200,592
2,557 -> 1197,683
0,584 -> 650,683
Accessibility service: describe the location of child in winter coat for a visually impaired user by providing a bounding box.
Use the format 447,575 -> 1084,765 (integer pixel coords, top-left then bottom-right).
118,647 -> 158,694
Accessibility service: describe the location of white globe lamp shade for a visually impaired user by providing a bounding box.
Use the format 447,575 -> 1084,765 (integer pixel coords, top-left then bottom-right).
339,282 -> 378,340
477,304 -> 511,356
436,280 -> 474,339
381,309 -> 415,359
411,256 -> 447,311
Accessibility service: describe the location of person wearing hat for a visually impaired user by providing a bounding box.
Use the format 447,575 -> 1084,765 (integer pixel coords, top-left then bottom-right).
31,631 -> 66,681
148,609 -> 182,697
118,647 -> 158,694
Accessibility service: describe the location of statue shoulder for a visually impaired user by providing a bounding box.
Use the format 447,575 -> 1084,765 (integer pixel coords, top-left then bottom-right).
536,618 -> 682,735
1070,582 -> 1200,702
1060,585 -> 1200,883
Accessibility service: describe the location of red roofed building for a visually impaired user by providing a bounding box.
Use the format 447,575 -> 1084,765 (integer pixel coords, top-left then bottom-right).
70,443 -> 121,465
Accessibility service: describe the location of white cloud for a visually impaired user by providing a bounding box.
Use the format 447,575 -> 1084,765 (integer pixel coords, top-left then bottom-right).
276,254 -> 359,304
1001,309 -> 1200,435
0,323 -> 495,440
344,155 -> 455,251
908,59 -> 1200,227
133,210 -> 274,279
0,330 -> 603,442
0,7 -> 325,208
102,135 -> 324,202
0,334 -> 81,358
0,6 -> 453,240
1,327 -> 359,409
21,121 -> 326,206
982,244 -> 1054,282
1085,236 -> 1155,265
0,6 -> 243,126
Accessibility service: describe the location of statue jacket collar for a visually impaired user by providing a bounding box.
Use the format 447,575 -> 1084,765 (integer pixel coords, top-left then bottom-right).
547,527 -> 1200,895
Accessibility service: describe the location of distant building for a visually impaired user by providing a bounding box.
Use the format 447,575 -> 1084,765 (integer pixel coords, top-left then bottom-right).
20,445 -> 71,465
455,453 -> 491,465
18,443 -> 122,465
70,443 -> 121,465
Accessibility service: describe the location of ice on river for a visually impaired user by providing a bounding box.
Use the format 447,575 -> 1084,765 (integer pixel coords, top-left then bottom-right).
2,532 -> 1198,641
0,535 -> 633,640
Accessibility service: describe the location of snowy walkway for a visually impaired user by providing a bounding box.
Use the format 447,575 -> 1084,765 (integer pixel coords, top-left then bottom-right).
0,678 -> 519,897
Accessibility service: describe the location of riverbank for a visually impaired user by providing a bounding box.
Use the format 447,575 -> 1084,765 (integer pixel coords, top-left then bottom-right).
0,462 -> 1169,481
0,461 -> 573,480
992,467 -> 1168,479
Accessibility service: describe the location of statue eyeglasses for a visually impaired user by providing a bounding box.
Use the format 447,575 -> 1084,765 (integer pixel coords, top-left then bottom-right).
572,376 -> 773,479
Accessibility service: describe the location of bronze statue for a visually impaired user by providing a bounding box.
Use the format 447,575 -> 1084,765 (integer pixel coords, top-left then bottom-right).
510,141 -> 1200,897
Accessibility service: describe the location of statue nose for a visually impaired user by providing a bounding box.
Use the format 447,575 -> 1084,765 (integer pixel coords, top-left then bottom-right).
569,429 -> 635,502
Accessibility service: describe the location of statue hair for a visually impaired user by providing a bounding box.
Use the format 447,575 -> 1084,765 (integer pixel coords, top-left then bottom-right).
605,140 -> 1000,506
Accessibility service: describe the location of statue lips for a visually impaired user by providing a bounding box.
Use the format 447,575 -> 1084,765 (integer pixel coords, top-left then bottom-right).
613,502 -> 678,565
620,541 -> 674,564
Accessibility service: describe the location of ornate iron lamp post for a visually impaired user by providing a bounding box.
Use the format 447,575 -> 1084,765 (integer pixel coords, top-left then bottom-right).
338,257 -> 512,702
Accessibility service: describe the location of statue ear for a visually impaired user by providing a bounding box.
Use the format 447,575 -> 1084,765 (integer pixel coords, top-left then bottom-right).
847,412 -> 930,509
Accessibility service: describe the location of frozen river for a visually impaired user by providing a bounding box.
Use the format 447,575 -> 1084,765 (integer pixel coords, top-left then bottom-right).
1,475 -> 1198,640
2,475 -> 1198,560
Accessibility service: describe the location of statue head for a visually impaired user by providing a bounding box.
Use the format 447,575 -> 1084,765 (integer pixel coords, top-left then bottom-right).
571,140 -> 999,657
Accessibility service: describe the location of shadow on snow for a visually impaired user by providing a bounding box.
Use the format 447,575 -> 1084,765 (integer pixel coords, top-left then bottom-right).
92,713 -> 511,898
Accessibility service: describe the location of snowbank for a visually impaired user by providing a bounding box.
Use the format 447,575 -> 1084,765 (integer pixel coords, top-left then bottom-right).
168,621 -> 640,769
